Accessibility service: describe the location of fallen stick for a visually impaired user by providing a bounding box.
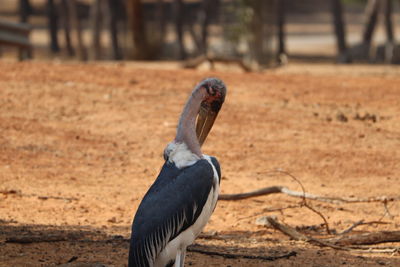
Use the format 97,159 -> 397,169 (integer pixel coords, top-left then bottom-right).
187,244 -> 297,261
219,186 -> 400,204
338,220 -> 365,235
219,186 -> 283,200
5,233 -> 129,244
265,216 -> 346,250
0,189 -> 78,202
6,234 -> 77,244
265,216 -> 400,253
327,231 -> 400,246
336,220 -> 390,235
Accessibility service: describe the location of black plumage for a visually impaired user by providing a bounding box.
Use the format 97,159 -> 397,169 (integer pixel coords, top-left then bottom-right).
128,157 -> 220,267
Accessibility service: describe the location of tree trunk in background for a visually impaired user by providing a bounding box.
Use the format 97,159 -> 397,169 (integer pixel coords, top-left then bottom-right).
200,0 -> 213,55
107,0 -> 122,60
383,0 -> 394,42
173,0 -> 186,59
250,0 -> 263,64
126,0 -> 150,59
47,0 -> 60,53
276,0 -> 286,63
68,0 -> 87,60
331,0 -> 350,63
156,0 -> 166,45
90,0 -> 102,59
247,0 -> 276,69
363,0 -> 380,45
60,0 -> 74,56
382,0 -> 394,63
19,0 -> 31,23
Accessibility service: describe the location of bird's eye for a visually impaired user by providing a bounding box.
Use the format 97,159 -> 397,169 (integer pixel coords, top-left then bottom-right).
208,86 -> 217,96
204,84 -> 213,96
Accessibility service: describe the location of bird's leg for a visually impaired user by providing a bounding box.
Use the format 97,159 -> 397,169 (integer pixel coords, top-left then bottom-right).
174,248 -> 186,267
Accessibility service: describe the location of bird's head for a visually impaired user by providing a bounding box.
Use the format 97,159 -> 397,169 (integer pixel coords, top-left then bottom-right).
195,78 -> 226,146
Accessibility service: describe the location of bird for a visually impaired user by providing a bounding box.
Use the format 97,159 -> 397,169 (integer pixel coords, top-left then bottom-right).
128,78 -> 226,267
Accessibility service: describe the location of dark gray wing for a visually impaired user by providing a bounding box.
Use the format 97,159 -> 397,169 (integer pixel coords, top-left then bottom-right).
128,159 -> 216,267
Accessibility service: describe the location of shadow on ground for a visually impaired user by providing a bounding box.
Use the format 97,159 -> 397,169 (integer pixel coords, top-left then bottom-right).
1,221 -> 398,267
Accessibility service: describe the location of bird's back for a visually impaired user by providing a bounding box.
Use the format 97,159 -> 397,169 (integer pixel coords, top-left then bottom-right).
128,158 -> 220,267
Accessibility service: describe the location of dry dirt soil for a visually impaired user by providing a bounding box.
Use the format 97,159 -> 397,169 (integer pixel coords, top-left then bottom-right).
0,61 -> 400,267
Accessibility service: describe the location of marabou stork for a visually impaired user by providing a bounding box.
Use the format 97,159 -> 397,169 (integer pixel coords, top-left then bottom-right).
128,78 -> 226,267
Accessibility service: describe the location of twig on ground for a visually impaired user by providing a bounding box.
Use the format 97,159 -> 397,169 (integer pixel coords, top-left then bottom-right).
302,203 -> 331,234
338,220 -> 365,235
6,234 -> 77,243
382,200 -> 395,220
336,220 -> 391,235
269,170 -> 332,234
327,231 -> 400,246
238,204 -> 302,222
67,256 -> 78,263
265,216 -> 400,254
219,186 -> 284,201
37,195 -> 79,201
187,244 -> 297,261
219,185 -> 400,204
0,189 -> 78,202
265,216 -> 345,250
346,245 -> 400,253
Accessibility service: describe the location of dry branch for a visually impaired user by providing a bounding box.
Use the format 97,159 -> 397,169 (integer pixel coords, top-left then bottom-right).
336,220 -> 390,235
265,216 -> 400,253
338,220 -> 365,235
265,216 -> 346,250
327,231 -> 400,246
219,186 -> 400,204
219,186 -> 283,200
0,189 -> 78,202
5,233 -> 80,244
187,244 -> 297,261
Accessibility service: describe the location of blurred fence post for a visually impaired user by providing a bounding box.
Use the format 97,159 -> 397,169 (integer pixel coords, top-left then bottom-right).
0,20 -> 32,60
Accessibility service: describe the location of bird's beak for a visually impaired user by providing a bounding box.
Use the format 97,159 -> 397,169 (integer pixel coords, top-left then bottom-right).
196,101 -> 220,146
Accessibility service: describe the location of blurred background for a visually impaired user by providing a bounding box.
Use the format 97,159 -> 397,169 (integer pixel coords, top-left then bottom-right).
0,0 -> 399,68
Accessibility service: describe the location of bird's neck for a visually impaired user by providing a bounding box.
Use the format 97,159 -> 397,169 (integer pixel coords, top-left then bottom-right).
175,88 -> 205,158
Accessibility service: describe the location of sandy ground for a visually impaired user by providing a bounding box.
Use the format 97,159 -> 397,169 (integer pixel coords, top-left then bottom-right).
0,61 -> 400,267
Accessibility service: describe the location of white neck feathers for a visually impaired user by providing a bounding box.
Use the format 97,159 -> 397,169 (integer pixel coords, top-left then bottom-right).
164,142 -> 201,169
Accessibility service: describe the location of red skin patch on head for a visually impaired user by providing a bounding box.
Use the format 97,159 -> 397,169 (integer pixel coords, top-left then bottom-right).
205,91 -> 222,103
